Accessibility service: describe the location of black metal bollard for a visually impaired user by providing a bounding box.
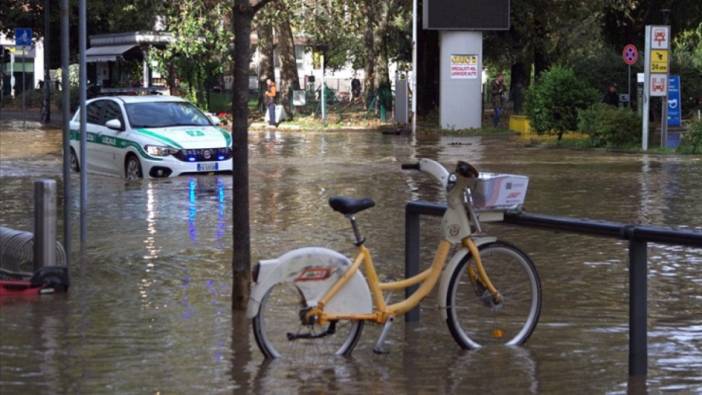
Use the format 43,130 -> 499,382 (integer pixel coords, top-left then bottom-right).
628,238 -> 648,377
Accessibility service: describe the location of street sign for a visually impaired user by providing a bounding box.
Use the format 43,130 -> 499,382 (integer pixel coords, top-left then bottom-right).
650,74 -> 667,96
667,75 -> 681,127
622,44 -> 638,65
651,26 -> 670,49
450,54 -> 479,79
15,28 -> 32,47
650,50 -> 669,73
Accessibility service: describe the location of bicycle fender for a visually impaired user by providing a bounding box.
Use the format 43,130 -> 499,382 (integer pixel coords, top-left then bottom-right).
246,247 -> 373,319
438,237 -> 497,320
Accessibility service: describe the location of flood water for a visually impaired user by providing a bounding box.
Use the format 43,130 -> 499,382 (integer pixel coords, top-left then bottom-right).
1,121 -> 702,394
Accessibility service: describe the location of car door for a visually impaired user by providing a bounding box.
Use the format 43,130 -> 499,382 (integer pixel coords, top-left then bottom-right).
85,100 -> 108,173
99,100 -> 128,176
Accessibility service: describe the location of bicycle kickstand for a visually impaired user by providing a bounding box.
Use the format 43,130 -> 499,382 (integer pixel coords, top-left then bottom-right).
373,316 -> 395,354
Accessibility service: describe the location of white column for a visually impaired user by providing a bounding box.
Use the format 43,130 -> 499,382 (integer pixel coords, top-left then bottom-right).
440,31 -> 483,130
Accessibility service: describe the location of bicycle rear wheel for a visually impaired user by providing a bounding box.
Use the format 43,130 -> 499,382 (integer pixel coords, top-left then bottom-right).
252,281 -> 364,359
446,241 -> 541,349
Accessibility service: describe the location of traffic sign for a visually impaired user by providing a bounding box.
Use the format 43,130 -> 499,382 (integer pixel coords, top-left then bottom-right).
650,50 -> 669,73
667,75 -> 681,127
15,28 -> 32,47
622,44 -> 638,65
650,74 -> 667,96
651,26 -> 670,49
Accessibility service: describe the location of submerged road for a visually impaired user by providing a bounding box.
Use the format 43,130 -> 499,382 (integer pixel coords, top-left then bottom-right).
1,122 -> 702,393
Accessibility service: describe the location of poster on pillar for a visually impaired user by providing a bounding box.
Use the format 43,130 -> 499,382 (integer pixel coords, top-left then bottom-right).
450,54 -> 479,79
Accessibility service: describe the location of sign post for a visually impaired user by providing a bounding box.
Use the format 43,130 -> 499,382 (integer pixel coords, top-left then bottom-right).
622,44 -> 638,109
642,25 -> 670,150
15,28 -> 32,129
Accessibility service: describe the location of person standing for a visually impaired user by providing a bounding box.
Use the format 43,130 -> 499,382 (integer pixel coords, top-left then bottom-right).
491,73 -> 506,127
602,84 -> 619,107
265,79 -> 277,126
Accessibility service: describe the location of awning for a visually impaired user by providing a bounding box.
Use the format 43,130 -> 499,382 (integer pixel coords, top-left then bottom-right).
85,44 -> 137,63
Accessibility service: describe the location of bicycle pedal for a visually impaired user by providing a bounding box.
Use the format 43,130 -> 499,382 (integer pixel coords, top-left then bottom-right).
373,316 -> 395,354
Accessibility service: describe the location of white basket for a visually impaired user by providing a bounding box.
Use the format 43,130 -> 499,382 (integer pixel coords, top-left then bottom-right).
471,173 -> 529,210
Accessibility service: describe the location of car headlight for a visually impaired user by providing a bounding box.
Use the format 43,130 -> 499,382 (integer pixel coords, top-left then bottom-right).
144,145 -> 178,157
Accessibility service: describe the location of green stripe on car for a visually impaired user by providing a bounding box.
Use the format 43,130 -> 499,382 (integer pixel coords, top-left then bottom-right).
135,128 -> 184,149
70,129 -> 162,161
217,127 -> 232,147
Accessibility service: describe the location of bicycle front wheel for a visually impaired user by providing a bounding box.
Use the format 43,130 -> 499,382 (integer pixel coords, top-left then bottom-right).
446,241 -> 541,349
252,281 -> 364,359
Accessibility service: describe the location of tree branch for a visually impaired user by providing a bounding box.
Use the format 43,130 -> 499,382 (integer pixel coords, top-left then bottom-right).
251,0 -> 275,14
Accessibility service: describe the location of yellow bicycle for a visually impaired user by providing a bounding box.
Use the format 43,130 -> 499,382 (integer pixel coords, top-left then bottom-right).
247,159 -> 541,358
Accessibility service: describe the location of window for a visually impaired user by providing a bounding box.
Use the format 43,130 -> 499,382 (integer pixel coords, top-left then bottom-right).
125,101 -> 212,129
102,101 -> 124,128
86,101 -> 104,125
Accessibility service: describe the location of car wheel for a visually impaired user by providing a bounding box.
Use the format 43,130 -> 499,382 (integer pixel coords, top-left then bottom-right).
70,148 -> 80,172
125,155 -> 143,181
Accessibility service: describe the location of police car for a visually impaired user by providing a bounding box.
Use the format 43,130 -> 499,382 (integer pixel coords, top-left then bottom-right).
69,96 -> 232,179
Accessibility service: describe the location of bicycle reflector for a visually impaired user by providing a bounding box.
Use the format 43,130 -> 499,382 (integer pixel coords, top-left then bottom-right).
491,328 -> 505,338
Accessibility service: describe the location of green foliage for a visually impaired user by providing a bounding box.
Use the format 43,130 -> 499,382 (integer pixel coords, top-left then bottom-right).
525,66 -> 598,139
566,46 -> 636,95
673,23 -> 702,116
153,0 -> 232,110
677,120 -> 702,154
577,103 -> 641,147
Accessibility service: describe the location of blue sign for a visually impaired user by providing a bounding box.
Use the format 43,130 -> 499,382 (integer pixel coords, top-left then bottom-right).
15,28 -> 32,47
667,75 -> 681,127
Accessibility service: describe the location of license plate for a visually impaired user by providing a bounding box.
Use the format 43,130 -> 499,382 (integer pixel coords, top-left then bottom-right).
197,162 -> 218,172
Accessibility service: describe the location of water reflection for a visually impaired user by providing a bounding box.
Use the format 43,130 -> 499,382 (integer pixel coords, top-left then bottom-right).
185,176 -> 227,245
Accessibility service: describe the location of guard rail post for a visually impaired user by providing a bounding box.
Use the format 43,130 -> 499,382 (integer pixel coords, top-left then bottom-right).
629,237 -> 648,376
33,179 -> 57,271
405,205 -> 421,322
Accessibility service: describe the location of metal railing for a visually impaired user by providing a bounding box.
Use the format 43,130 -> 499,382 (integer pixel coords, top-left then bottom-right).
404,200 -> 702,377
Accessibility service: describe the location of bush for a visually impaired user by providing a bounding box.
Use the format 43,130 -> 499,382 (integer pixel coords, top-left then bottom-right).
526,66 -> 598,140
577,103 -> 642,147
677,120 -> 702,154
53,86 -> 81,114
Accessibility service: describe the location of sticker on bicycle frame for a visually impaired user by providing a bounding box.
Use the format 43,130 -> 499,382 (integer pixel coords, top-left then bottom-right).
294,266 -> 333,282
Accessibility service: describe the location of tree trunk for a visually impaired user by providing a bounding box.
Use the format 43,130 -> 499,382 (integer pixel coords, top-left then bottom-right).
362,0 -> 376,105
256,16 -> 274,113
509,61 -> 528,114
167,61 -> 177,96
232,0 -> 254,311
276,2 -> 300,117
417,1 -> 439,116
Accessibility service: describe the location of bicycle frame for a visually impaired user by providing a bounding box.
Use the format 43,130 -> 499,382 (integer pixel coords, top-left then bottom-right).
308,240 -> 450,325
309,235 -> 498,325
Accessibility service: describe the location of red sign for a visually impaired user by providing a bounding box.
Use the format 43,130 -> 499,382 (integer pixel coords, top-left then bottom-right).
294,266 -> 333,282
622,44 -> 638,65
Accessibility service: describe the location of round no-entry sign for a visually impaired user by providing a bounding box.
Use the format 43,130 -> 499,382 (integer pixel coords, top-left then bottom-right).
622,44 -> 638,65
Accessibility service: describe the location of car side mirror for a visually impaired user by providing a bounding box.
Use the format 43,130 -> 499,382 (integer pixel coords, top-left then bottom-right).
207,113 -> 221,126
105,119 -> 123,131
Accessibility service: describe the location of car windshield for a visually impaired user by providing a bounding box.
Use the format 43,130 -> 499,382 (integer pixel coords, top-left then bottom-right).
125,101 -> 212,128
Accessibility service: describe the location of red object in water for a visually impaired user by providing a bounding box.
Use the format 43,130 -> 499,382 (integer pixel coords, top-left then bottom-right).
0,279 -> 43,296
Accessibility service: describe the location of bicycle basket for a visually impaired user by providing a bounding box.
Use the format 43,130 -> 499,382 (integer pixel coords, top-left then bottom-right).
471,173 -> 529,210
